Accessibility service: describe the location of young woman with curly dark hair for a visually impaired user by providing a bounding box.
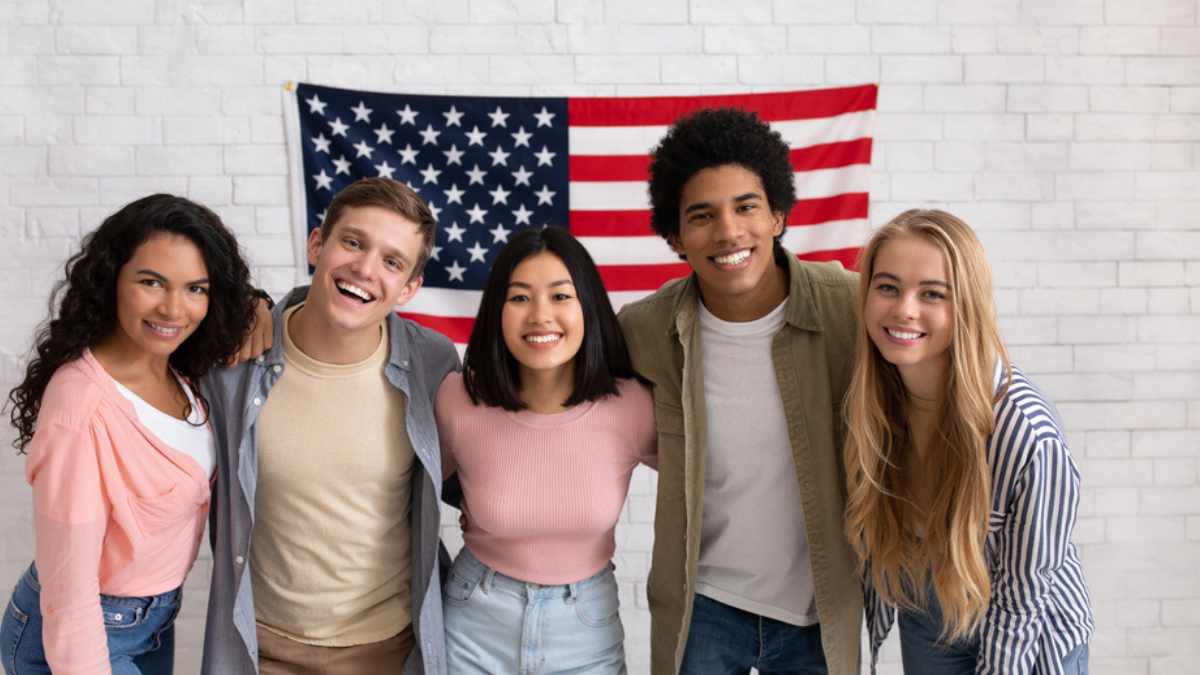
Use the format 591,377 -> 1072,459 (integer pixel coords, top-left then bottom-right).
0,194 -> 257,675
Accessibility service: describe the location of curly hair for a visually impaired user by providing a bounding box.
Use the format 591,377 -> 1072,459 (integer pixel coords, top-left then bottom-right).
6,194 -> 257,452
647,108 -> 796,250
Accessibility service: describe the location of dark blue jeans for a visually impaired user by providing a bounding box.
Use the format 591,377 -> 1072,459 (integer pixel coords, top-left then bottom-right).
898,587 -> 1089,675
680,594 -> 827,675
0,564 -> 181,675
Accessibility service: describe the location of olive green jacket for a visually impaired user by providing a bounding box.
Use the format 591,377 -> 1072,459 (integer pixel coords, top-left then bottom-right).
617,251 -> 863,675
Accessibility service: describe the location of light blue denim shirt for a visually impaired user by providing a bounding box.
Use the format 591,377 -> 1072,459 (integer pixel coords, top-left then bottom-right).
200,286 -> 460,675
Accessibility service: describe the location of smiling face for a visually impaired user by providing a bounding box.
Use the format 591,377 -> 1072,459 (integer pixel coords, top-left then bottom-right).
109,232 -> 211,360
864,234 -> 955,398
305,205 -> 425,340
500,251 -> 585,383
672,163 -> 788,322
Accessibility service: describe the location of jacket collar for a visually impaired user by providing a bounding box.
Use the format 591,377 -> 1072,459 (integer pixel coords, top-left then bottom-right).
258,285 -> 414,372
668,245 -> 828,337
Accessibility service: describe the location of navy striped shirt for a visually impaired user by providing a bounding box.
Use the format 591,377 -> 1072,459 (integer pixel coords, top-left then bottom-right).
865,365 -> 1094,675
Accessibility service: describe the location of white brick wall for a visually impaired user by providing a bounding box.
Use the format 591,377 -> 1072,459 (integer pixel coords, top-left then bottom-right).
0,1 -> 1196,674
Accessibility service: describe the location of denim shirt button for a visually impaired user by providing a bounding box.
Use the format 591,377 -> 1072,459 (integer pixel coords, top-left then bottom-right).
235,555 -> 245,565
253,397 -> 262,406
272,365 -> 282,373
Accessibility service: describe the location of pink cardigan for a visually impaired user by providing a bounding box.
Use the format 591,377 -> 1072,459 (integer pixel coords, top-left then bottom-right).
25,350 -> 210,674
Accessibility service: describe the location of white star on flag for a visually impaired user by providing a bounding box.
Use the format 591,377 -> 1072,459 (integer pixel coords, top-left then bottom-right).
396,104 -> 418,125
511,165 -> 533,186
446,260 -> 466,282
488,185 -> 511,205
489,223 -> 512,243
332,155 -> 351,175
465,126 -> 487,146
398,144 -> 419,164
373,123 -> 394,144
445,221 -> 466,242
443,144 -> 465,165
466,203 -> 487,224
488,106 -> 510,127
351,101 -> 373,123
510,126 -> 532,147
512,204 -> 533,225
466,241 -> 488,263
312,134 -> 331,153
443,106 -> 464,127
534,146 -> 556,167
534,185 -> 556,205
305,94 -> 327,115
375,160 -> 395,179
353,140 -> 374,159
313,170 -> 333,190
328,117 -> 349,137
533,106 -> 555,127
465,164 -> 487,185
420,163 -> 442,184
418,124 -> 441,145
488,146 -> 510,166
428,202 -> 441,221
443,183 -> 465,204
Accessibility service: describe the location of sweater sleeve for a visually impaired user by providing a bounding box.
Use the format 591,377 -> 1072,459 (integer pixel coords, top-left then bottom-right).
27,418 -> 113,675
434,375 -> 459,480
977,437 -> 1081,675
635,384 -> 658,470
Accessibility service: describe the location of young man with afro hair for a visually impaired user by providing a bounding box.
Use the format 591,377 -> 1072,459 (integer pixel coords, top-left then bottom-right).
618,108 -> 863,675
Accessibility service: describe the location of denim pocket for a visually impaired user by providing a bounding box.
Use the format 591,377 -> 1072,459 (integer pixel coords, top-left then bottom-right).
2,598 -> 30,674
100,601 -> 146,630
444,570 -> 479,605
575,578 -> 620,628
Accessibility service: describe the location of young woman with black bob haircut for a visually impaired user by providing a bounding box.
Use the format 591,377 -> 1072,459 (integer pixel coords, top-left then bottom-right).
844,209 -> 1093,674
435,225 -> 656,674
1,194 -> 256,674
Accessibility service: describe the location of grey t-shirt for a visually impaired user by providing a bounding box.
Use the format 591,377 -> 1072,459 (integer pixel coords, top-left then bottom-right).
695,299 -> 818,626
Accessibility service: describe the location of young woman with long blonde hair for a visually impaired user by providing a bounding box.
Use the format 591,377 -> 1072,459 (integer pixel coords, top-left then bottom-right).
844,209 -> 1093,674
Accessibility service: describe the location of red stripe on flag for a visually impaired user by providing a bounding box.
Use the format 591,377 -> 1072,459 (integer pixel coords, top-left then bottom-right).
396,313 -> 474,344
568,84 -> 878,126
569,155 -> 652,182
597,263 -> 690,291
789,193 -> 869,226
798,246 -> 863,271
790,139 -> 873,172
570,210 -> 653,237
569,139 -> 872,183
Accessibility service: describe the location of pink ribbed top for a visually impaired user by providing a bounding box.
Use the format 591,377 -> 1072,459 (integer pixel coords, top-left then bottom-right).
435,372 -> 656,585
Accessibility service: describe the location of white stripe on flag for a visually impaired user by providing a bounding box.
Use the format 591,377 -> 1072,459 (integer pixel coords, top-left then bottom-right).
570,166 -> 871,211
567,110 -> 875,156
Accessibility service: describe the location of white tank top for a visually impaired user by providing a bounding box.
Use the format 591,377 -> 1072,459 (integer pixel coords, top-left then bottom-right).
114,375 -> 215,477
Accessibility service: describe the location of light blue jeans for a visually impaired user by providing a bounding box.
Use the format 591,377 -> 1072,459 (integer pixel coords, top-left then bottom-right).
444,546 -> 626,675
1,564 -> 181,675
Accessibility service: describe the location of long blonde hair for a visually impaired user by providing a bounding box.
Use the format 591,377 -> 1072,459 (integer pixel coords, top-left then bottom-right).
844,209 -> 1011,641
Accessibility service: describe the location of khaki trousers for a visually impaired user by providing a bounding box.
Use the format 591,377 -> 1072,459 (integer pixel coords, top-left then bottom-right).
256,623 -> 415,675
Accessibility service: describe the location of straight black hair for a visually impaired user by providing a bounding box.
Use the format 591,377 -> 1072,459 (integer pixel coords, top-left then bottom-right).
463,226 -> 637,411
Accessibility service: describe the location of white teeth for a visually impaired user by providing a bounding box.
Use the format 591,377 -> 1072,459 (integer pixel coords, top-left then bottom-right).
713,249 -> 750,266
525,334 -> 561,344
146,322 -> 180,336
886,327 -> 922,340
336,281 -> 373,302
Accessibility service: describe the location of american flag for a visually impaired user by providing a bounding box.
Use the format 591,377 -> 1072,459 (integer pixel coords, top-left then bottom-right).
285,82 -> 877,344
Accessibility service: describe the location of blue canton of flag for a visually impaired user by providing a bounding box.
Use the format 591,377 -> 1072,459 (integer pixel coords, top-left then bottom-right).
295,83 -> 569,291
